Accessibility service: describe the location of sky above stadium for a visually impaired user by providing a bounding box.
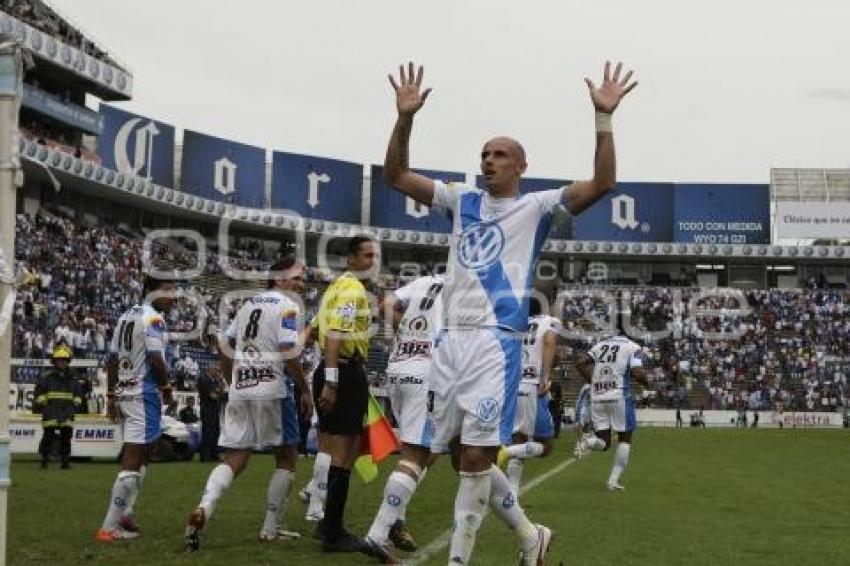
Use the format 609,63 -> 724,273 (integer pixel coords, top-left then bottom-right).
50,0 -> 850,184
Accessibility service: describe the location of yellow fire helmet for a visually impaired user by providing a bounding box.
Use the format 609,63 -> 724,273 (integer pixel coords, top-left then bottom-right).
51,344 -> 74,360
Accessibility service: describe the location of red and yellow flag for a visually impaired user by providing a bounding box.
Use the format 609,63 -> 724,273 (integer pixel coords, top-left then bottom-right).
354,394 -> 400,482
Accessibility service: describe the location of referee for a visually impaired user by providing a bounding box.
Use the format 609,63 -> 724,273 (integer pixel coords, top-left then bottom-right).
313,235 -> 380,555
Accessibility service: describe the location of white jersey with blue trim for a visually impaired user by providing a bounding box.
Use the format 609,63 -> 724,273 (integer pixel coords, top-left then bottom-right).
432,181 -> 566,332
587,335 -> 643,401
387,275 -> 444,376
225,290 -> 300,401
110,303 -> 167,397
520,315 -> 561,385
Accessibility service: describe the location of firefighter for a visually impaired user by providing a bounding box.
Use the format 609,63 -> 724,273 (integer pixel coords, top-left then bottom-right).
33,344 -> 82,469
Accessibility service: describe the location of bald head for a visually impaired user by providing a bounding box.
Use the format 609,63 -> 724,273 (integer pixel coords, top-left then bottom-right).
484,136 -> 526,166
480,136 -> 528,196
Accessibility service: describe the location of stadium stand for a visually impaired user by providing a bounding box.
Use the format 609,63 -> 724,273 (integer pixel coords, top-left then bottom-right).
4,2 -> 848,419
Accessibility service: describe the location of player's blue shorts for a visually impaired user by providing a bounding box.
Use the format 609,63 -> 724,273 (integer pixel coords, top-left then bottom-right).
533,394 -> 555,439
281,395 -> 300,446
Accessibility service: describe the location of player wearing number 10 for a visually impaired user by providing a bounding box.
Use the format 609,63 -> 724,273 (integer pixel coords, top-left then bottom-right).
184,257 -> 313,552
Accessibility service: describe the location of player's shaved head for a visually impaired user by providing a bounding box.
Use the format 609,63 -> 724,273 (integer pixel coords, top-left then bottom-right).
484,136 -> 526,165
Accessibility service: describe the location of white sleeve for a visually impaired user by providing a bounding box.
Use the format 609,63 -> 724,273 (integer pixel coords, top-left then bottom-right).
531,188 -> 569,217
431,180 -> 459,217
629,346 -> 644,368
393,279 -> 418,306
225,318 -> 237,340
278,302 -> 299,347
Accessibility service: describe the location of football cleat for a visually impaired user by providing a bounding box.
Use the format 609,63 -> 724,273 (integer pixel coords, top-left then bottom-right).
363,536 -> 402,564
276,527 -> 301,540
184,507 -> 206,552
607,482 -> 625,491
518,524 -> 552,565
388,520 -> 417,552
95,527 -> 140,542
305,508 -> 324,522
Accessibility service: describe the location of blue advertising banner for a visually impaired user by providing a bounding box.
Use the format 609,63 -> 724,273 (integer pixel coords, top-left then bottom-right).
97,104 -> 174,187
672,184 -> 770,244
271,152 -> 362,223
23,85 -> 103,135
474,175 -> 573,239
181,130 -> 266,208
97,104 -> 175,187
370,166 -> 465,232
573,182 -> 674,242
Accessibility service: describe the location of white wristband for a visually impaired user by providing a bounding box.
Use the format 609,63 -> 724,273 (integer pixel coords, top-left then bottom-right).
595,111 -> 613,133
324,367 -> 339,385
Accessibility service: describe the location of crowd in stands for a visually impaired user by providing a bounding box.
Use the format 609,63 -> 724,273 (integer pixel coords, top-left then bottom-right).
11,212 -> 849,413
20,115 -> 100,164
559,286 -> 850,413
2,0 -> 125,70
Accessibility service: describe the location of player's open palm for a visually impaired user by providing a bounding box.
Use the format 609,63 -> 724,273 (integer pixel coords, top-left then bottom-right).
389,61 -> 432,116
585,61 -> 638,114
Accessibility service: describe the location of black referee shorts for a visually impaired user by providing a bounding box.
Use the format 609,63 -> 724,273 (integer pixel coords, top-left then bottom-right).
313,359 -> 368,436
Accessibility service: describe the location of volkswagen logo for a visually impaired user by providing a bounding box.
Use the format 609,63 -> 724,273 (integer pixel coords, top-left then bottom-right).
476,396 -> 500,425
458,222 -> 505,271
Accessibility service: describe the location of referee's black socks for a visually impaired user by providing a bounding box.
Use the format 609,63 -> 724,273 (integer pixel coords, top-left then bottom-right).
324,465 -> 352,541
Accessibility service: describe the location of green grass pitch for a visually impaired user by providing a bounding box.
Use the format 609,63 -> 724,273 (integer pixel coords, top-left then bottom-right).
8,428 -> 849,565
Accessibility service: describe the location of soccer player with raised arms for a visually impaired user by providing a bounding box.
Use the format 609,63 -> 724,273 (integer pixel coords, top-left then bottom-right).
382,60 -> 638,564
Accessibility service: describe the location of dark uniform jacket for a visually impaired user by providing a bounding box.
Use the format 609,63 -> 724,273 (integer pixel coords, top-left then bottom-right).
33,368 -> 81,427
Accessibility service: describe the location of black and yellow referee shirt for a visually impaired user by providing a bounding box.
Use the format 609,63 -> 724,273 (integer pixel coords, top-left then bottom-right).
312,272 -> 371,360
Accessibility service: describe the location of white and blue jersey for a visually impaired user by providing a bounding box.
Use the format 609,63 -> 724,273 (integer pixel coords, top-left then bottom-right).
109,303 -> 167,444
586,336 -> 643,402
432,181 -> 566,332
428,181 -> 568,450
587,336 -> 642,433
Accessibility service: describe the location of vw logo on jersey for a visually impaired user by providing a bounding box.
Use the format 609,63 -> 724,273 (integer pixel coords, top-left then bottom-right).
458,222 -> 505,271
600,366 -> 614,378
408,315 -> 428,332
476,396 -> 500,425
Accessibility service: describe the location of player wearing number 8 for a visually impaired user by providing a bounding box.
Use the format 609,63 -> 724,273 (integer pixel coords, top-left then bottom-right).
184,257 -> 313,552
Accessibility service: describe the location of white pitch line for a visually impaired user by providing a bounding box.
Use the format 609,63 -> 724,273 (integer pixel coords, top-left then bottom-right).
405,456 -> 577,566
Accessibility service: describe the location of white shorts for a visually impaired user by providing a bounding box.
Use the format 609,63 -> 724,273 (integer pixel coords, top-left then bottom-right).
387,370 -> 433,448
590,397 -> 637,433
119,386 -> 162,444
428,327 -> 522,453
219,398 -> 284,450
513,382 -> 539,437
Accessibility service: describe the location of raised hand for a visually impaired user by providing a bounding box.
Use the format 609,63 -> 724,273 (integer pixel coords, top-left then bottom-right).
388,61 -> 432,117
584,61 -> 638,114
